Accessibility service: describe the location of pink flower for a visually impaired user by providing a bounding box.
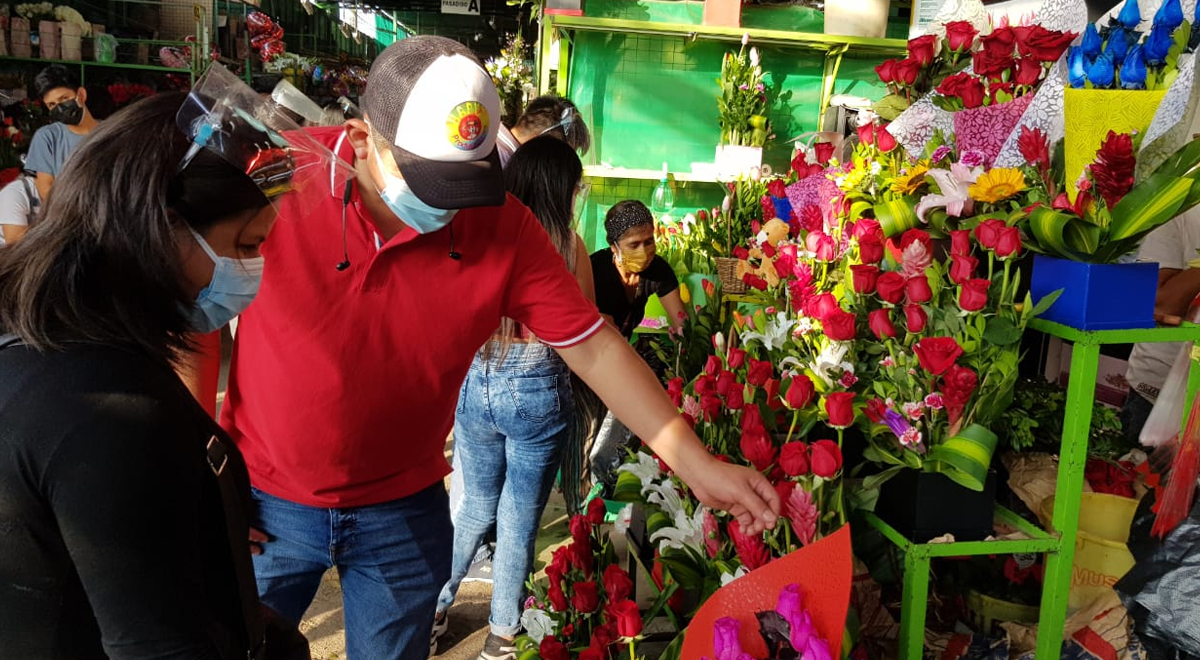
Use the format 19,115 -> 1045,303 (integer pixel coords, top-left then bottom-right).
924,393 -> 945,410
703,509 -> 721,558
839,372 -> 858,388
775,583 -> 817,652
711,617 -> 751,660
900,427 -> 924,450
787,486 -> 819,545
916,162 -> 980,222
902,401 -> 925,420
881,356 -> 896,368
901,242 -> 932,279
683,395 -> 702,421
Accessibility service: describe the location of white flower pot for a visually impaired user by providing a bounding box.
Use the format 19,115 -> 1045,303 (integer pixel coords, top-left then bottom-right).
824,0 -> 890,39
714,144 -> 763,179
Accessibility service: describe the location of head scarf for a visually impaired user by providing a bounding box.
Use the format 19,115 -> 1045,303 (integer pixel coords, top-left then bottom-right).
604,200 -> 654,245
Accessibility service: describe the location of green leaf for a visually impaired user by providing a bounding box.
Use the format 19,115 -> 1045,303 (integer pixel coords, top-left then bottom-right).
1108,175 -> 1192,242
872,94 -> 911,121
862,465 -> 905,490
982,316 -> 1022,346
656,632 -> 686,660
1063,220 -> 1101,254
613,471 -> 645,502
876,197 -> 919,238
1031,289 -> 1062,317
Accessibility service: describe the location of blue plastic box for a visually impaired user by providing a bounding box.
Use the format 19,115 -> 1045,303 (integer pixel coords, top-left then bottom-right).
1029,255 -> 1158,330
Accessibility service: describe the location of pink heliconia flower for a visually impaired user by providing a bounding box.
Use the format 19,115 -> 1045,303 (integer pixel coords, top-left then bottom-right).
787,487 -> 819,546
901,241 -> 932,279
703,509 -> 721,559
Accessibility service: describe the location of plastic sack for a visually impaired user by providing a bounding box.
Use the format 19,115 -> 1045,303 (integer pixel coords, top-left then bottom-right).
93,33 -> 116,64
1114,495 -> 1200,660
1140,341 -> 1194,448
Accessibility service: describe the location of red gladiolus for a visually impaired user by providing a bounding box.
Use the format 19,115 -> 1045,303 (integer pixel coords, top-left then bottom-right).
573,581 -> 600,613
995,226 -> 1022,259
850,264 -> 880,294
906,275 -> 932,304
746,358 -> 773,387
1092,130 -> 1136,208
857,122 -> 876,146
1013,57 -> 1043,86
876,125 -> 898,153
908,34 -> 938,66
740,428 -> 777,471
704,355 -> 722,376
805,292 -> 839,320
875,58 -> 897,83
913,337 -> 964,376
767,178 -> 787,198
905,304 -> 928,333
726,383 -> 745,410
876,271 -> 908,304
950,229 -> 972,256
814,142 -> 835,165
588,497 -> 607,525
974,218 -> 1006,249
1013,24 -> 1076,63
780,442 -> 810,477
822,308 -> 857,341
728,519 -> 770,571
824,391 -> 856,428
610,600 -> 644,638
548,581 -> 569,611
868,308 -> 898,339
727,347 -> 747,370
960,278 -> 991,312
667,377 -> 684,408
893,57 -> 923,86
784,374 -> 815,410
541,638 -> 570,660
810,439 -> 844,478
950,253 -> 979,285
981,25 -> 1016,58
1019,126 -> 1051,168
603,564 -> 634,603
859,236 -> 885,264
943,364 -> 979,425
945,20 -> 978,52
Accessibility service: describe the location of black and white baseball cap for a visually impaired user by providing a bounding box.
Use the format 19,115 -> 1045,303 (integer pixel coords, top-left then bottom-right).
362,36 -> 504,209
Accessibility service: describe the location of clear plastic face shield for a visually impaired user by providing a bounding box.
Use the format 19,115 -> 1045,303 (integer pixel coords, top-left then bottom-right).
176,64 -> 355,216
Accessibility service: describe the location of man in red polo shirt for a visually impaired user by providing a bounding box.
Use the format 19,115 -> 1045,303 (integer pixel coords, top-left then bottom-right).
220,36 -> 779,660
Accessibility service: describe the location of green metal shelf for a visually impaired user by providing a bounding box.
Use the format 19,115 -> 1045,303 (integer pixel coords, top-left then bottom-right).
0,56 -> 190,75
876,320 -> 1200,660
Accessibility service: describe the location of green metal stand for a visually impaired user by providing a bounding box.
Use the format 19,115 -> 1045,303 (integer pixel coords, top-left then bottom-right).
865,319 -> 1200,660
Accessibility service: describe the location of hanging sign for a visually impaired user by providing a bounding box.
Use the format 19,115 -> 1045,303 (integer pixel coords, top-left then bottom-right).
441,0 -> 480,15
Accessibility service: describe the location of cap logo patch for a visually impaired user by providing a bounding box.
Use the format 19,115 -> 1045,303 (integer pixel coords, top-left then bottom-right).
446,101 -> 489,151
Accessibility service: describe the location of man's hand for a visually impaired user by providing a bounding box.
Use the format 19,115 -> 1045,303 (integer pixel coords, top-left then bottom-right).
250,527 -> 268,555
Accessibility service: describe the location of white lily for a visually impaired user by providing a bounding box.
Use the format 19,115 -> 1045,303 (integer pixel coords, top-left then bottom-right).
520,609 -> 557,644
646,480 -> 685,517
741,312 -> 795,352
811,341 -> 850,387
720,566 -> 749,586
651,507 -> 707,553
617,452 -> 661,491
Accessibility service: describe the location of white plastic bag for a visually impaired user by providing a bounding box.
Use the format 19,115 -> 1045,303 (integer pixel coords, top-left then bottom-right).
1141,341 -> 1194,447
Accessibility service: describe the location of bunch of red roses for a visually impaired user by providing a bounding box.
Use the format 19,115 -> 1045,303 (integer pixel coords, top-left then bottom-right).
930,22 -> 1075,111
518,499 -> 645,660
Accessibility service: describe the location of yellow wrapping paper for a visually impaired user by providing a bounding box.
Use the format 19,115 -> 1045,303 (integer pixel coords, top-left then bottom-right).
1064,88 -> 1166,200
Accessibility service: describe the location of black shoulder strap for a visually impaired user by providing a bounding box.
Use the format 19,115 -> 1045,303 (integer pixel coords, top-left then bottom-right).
0,334 -> 24,350
205,435 -> 267,659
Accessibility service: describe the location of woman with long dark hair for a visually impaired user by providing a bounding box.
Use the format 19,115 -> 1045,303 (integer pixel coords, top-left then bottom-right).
0,67 -> 338,659
433,136 -> 593,660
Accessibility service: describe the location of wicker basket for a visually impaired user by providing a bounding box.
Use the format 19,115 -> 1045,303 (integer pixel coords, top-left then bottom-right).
715,257 -> 746,295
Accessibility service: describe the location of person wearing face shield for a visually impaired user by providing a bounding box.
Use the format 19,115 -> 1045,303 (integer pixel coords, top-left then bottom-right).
25,65 -> 101,201
0,65 -> 338,659
212,36 -> 780,660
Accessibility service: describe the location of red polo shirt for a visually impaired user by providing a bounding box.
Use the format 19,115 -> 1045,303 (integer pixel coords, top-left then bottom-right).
220,127 -> 603,508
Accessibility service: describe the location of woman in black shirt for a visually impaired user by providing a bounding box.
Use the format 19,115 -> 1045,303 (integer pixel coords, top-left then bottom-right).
0,72 -> 326,659
590,200 -> 684,338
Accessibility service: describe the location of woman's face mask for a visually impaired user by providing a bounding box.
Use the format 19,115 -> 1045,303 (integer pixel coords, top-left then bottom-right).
186,227 -> 265,333
614,245 -> 653,273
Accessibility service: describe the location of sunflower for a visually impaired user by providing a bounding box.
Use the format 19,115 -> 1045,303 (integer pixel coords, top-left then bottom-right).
968,168 -> 1027,203
892,161 -> 931,194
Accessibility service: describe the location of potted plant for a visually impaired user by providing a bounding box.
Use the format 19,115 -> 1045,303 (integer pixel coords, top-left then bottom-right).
716,35 -> 772,178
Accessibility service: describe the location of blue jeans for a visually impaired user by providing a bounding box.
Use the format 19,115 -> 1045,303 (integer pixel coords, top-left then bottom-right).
437,341 -> 573,637
250,482 -> 452,660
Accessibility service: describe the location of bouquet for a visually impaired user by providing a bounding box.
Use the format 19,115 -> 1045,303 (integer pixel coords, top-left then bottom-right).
1068,0 -> 1192,90
717,35 -> 773,148
485,33 -> 535,123
931,23 -> 1075,111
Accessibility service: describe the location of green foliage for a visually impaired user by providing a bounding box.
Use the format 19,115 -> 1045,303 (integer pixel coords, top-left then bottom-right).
717,41 -> 773,148
995,377 -> 1125,454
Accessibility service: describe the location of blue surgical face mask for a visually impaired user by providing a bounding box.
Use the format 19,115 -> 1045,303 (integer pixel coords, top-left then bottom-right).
372,142 -> 458,234
187,227 -> 265,333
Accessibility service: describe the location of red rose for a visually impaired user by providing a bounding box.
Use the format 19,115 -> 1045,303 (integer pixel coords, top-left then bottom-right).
780,442 -> 810,477
875,58 -> 897,83
995,226 -> 1022,259
950,253 -> 979,285
742,403 -> 765,434
906,275 -> 932,304
973,49 -> 1013,78
704,355 -> 722,376
876,271 -> 907,304
865,398 -> 888,423
868,308 -> 898,339
726,383 -> 745,410
1014,24 -> 1075,63
571,538 -> 594,575
822,308 -> 857,341
591,623 -> 619,652
857,122 -> 875,146
805,292 -> 839,320
791,151 -> 809,174
716,370 -> 736,398
815,142 -> 835,165
587,497 -> 607,525
666,377 -> 684,408
876,125 -> 898,153
850,264 -> 880,294
913,336 -> 964,376
981,25 -> 1016,58
1013,56 -> 1043,86
700,392 -> 722,421
774,478 -> 796,505
901,228 -> 932,253
854,218 -> 882,239
945,20 -> 978,52
806,230 -> 837,262
572,580 -> 600,613
810,439 -> 844,478
580,649 -> 604,660
694,374 -> 715,397
960,278 -> 991,312
767,178 -> 787,198
974,218 -> 1005,249
893,57 -> 923,86
959,75 -> 986,109
740,428 -> 777,471
859,236 -> 885,264
611,600 -> 644,638
746,358 -> 773,387
784,374 -> 815,410
936,71 -> 966,97
950,229 -> 973,256
603,564 -> 633,603
727,347 -> 747,370
570,514 -> 593,544
908,34 -> 938,66
548,581 -> 569,611
905,304 -> 928,333
764,378 -> 783,410
824,391 -> 856,428
541,638 -> 570,660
